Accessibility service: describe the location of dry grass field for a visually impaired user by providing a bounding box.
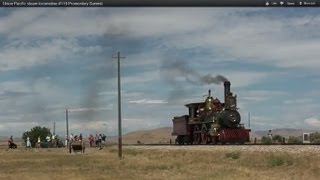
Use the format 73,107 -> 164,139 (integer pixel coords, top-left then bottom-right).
0,145 -> 320,180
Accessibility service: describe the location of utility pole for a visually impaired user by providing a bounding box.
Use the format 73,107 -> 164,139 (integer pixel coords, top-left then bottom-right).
66,109 -> 69,143
112,52 -> 125,159
53,122 -> 56,135
248,112 -> 251,128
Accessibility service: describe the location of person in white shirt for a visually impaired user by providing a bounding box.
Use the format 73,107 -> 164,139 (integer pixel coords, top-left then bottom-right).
70,133 -> 74,142
26,137 -> 31,148
37,136 -> 41,148
46,135 -> 51,143
65,135 -> 68,147
52,134 -> 56,147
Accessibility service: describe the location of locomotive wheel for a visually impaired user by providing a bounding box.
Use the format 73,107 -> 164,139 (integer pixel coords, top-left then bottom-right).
200,124 -> 208,144
211,136 -> 218,145
201,132 -> 208,144
194,133 -> 201,145
177,136 -> 184,145
193,125 -> 201,145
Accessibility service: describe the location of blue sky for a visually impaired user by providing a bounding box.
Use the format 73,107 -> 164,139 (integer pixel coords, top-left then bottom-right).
0,8 -> 320,137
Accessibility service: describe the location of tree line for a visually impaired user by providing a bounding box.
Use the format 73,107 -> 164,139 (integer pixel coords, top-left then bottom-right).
260,132 -> 320,144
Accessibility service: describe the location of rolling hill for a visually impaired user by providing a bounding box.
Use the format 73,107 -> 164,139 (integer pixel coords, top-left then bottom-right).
107,127 -> 175,144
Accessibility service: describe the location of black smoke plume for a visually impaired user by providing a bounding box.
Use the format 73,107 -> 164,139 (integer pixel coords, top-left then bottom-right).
160,59 -> 228,103
161,59 -> 228,86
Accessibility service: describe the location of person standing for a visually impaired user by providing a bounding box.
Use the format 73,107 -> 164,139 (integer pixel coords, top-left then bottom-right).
70,133 -> 74,142
26,137 -> 31,148
65,135 -> 68,147
37,136 -> 41,148
95,134 -> 98,147
88,134 -> 94,147
102,134 -> 106,147
98,134 -> 102,149
52,134 -> 56,148
9,135 -> 13,143
8,135 -> 16,149
46,135 -> 51,148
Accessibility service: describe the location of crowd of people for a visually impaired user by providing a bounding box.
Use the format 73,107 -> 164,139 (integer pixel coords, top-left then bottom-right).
7,133 -> 108,149
67,133 -> 107,149
88,134 -> 107,149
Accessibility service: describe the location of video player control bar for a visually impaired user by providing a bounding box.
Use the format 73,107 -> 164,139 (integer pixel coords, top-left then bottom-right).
0,0 -> 319,7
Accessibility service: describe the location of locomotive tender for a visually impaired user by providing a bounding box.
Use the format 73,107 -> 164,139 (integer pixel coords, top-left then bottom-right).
172,81 -> 250,145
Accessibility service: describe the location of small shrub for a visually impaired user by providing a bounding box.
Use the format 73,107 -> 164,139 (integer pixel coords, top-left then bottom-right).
145,164 -> 173,171
225,151 -> 240,159
109,148 -> 117,153
261,136 -> 273,145
288,136 -> 303,144
268,155 -> 293,167
272,135 -> 284,144
123,149 -> 143,156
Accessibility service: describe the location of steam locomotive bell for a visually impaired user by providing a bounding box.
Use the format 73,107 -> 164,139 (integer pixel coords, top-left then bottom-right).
205,89 -> 214,111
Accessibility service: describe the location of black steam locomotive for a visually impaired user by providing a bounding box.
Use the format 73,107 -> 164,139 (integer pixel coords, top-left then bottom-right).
172,81 -> 250,144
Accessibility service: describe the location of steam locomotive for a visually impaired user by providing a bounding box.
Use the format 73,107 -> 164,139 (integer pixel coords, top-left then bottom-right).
172,81 -> 250,145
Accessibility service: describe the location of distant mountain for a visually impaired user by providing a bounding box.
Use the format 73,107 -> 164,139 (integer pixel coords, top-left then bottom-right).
107,127 -> 175,144
107,127 -> 318,144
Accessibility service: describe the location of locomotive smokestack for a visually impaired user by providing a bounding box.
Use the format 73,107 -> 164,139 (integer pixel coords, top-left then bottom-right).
208,89 -> 211,97
224,81 -> 231,103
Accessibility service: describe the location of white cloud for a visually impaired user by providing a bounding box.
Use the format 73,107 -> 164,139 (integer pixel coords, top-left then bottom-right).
122,70 -> 161,84
122,51 -> 163,68
0,80 -> 31,93
305,117 -> 320,127
129,99 -> 167,104
1,9 -> 216,38
0,38 -> 102,71
99,70 -> 161,86
225,72 -> 271,87
1,9 -> 320,70
69,120 -> 108,134
239,90 -> 288,102
68,117 -> 162,135
69,105 -> 113,112
283,98 -> 314,104
172,15 -> 320,69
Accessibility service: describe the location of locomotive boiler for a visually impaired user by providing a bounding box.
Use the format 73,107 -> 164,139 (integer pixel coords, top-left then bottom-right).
172,81 -> 250,145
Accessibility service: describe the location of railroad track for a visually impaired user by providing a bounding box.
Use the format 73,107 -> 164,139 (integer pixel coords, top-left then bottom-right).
124,143 -> 320,146
126,144 -> 320,154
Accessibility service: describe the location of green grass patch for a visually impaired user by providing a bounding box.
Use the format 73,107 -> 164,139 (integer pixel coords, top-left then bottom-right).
144,164 -> 173,171
123,149 -> 143,156
109,148 -> 117,153
225,151 -> 241,159
268,154 -> 293,167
